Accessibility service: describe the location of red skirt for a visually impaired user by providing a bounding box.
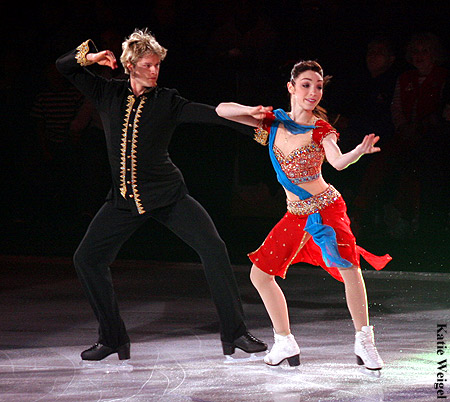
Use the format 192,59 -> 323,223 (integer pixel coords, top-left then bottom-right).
248,197 -> 391,282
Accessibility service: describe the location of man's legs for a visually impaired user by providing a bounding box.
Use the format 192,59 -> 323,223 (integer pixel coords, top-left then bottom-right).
152,194 -> 266,354
151,195 -> 247,343
73,201 -> 147,351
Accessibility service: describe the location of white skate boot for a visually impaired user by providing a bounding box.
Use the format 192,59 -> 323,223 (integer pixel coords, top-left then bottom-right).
355,326 -> 383,376
264,330 -> 300,367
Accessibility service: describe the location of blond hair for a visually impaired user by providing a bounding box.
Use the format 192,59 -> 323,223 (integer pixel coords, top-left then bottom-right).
120,28 -> 167,74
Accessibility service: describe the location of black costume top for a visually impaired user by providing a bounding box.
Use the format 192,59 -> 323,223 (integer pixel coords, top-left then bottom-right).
56,39 -> 250,215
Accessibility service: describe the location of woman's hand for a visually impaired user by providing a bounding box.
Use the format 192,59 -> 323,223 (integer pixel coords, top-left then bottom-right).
216,103 -> 272,127
355,133 -> 381,155
248,105 -> 273,120
323,132 -> 381,171
86,50 -> 118,69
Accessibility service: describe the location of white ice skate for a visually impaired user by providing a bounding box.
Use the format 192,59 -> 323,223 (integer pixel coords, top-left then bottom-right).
264,331 -> 300,367
355,325 -> 383,377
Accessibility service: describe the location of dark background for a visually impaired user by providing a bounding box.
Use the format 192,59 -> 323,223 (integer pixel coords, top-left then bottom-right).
1,0 -> 449,274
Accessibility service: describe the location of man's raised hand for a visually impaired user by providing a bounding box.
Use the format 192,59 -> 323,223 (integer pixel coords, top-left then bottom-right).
87,50 -> 118,69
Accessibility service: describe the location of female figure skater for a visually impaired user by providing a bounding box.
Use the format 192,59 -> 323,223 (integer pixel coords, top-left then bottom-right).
216,60 -> 391,373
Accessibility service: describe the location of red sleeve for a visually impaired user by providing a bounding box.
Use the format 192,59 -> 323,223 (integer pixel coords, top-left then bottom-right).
312,120 -> 339,146
261,111 -> 276,132
253,111 -> 275,146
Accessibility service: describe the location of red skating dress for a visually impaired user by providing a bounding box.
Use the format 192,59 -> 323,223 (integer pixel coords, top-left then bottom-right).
249,116 -> 391,282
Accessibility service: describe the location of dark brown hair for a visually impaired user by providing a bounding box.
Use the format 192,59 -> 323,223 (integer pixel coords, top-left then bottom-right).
290,60 -> 324,84
289,60 -> 331,121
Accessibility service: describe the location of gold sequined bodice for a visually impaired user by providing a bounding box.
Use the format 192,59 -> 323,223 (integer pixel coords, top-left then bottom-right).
254,116 -> 339,186
273,141 -> 324,184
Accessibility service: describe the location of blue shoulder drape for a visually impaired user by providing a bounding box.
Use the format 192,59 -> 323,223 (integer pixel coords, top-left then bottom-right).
268,109 -> 352,268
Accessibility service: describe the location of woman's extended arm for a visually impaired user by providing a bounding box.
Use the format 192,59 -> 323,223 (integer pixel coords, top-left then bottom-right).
323,133 -> 381,171
216,102 -> 273,127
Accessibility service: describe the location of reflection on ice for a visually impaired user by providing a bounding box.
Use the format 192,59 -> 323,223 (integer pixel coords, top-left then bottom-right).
223,352 -> 265,364
0,259 -> 448,401
79,360 -> 134,373
359,366 -> 382,378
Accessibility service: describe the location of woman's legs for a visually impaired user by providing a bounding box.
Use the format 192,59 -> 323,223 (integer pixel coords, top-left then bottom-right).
250,263 -> 370,333
339,266 -> 369,331
339,266 -> 383,371
250,264 -> 300,366
338,266 -> 369,331
250,264 -> 290,335
250,261 -> 382,369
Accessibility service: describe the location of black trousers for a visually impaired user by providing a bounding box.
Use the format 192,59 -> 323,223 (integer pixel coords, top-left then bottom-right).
73,194 -> 247,348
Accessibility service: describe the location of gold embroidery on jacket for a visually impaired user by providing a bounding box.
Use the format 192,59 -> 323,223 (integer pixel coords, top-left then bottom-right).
75,40 -> 95,66
120,96 -> 135,199
130,96 -> 146,214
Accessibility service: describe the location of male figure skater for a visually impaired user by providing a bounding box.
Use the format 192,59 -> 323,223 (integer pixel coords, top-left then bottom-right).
56,28 -> 267,361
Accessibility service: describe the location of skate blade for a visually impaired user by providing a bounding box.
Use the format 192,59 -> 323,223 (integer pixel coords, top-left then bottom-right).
359,366 -> 381,378
79,360 -> 134,373
265,358 -> 300,370
223,353 -> 264,364
266,363 -> 300,371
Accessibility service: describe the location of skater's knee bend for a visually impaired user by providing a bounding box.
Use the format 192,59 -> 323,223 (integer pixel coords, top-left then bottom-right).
73,247 -> 93,271
338,265 -> 362,277
211,236 -> 227,254
338,265 -> 365,286
73,245 -> 112,270
250,264 -> 275,289
195,234 -> 228,258
73,247 -> 84,268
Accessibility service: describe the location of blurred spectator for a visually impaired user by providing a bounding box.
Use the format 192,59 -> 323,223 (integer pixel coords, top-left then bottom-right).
207,0 -> 278,104
386,32 -> 448,238
30,63 -> 84,218
441,80 -> 450,232
207,0 -> 280,216
343,36 -> 401,235
352,36 -> 399,141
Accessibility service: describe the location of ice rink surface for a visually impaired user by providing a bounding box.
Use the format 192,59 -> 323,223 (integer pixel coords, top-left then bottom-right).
0,255 -> 448,402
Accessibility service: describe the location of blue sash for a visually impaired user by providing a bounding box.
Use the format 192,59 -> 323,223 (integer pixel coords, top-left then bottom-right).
268,109 -> 352,268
